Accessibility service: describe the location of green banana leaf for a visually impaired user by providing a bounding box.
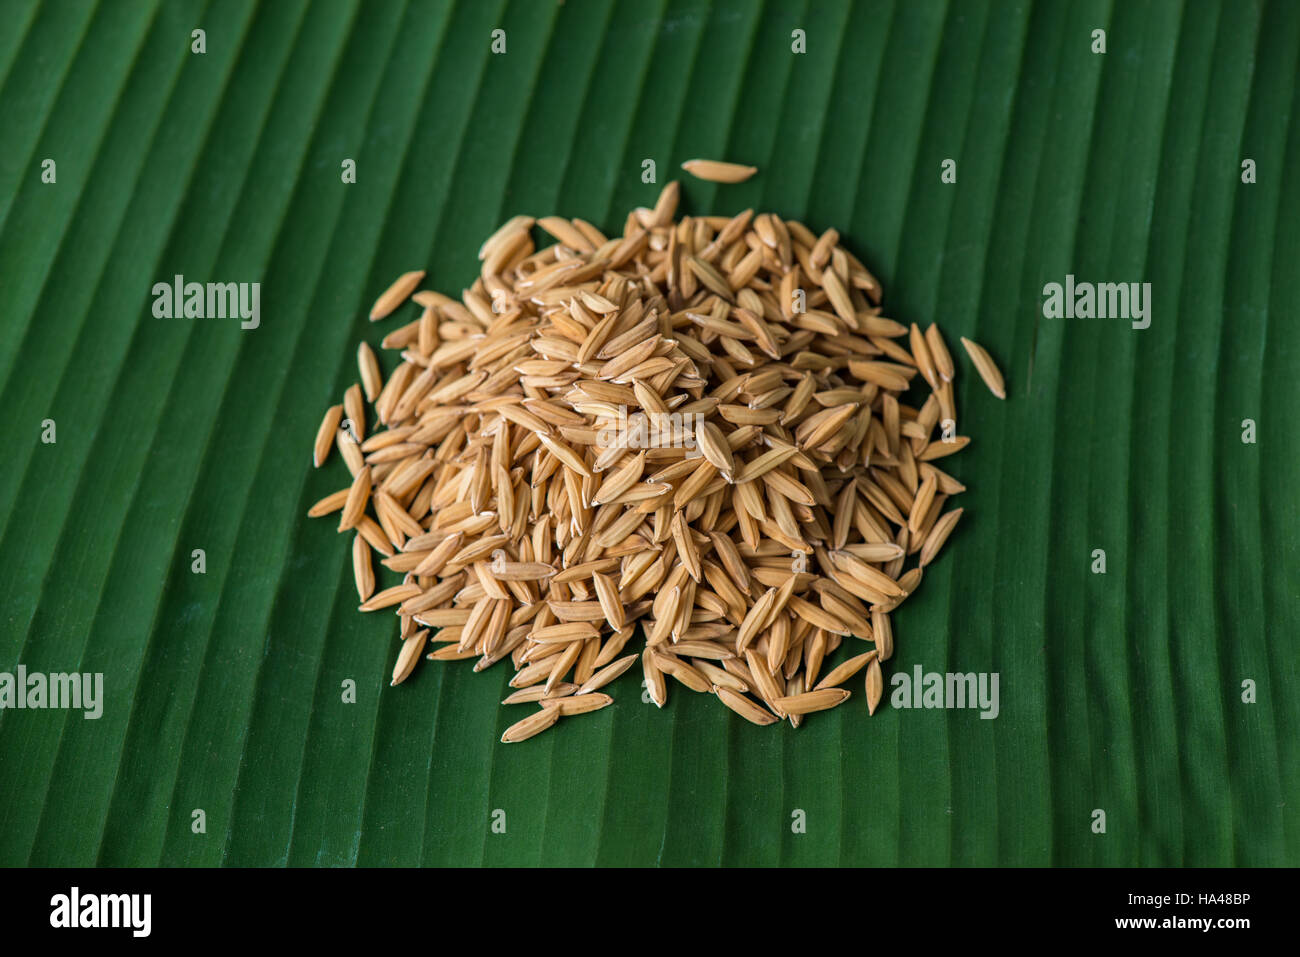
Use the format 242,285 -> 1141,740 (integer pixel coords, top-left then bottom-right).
0,0 -> 1295,867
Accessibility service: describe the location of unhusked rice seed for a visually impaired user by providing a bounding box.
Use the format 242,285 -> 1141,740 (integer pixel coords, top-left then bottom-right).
681,158 -> 758,183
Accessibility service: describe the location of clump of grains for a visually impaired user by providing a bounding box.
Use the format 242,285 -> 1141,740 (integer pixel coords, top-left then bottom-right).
307,180 -> 1004,741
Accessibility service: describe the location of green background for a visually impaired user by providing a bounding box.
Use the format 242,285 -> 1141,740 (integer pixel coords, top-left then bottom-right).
0,0 -> 1295,867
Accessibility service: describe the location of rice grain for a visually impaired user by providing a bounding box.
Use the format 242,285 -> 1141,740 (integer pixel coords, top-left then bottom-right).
960,336 -> 1006,399
370,270 -> 425,321
681,159 -> 758,183
314,404 -> 343,467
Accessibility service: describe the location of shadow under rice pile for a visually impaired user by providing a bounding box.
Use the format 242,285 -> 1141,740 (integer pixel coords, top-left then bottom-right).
308,175 -> 1005,743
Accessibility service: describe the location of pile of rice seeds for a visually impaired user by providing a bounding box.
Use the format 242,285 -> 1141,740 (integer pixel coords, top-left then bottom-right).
308,168 -> 1005,743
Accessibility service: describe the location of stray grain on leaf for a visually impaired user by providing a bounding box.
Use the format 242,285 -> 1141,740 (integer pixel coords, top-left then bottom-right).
681,159 -> 758,183
960,336 -> 1006,399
